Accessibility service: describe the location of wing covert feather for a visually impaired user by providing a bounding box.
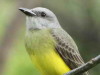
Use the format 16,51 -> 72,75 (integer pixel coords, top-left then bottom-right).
51,28 -> 84,69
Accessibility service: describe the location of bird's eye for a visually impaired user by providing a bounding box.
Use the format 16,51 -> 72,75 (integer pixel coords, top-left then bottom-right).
41,12 -> 46,17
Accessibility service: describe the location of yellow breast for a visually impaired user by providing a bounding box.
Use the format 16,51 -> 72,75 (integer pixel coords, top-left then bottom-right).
25,29 -> 71,75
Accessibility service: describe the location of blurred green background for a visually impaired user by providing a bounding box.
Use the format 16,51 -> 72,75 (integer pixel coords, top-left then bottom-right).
0,0 -> 100,75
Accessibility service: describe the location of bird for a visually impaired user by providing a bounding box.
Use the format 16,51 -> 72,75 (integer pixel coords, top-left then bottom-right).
19,7 -> 89,75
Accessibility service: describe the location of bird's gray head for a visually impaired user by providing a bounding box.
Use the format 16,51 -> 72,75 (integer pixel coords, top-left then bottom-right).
19,7 -> 61,31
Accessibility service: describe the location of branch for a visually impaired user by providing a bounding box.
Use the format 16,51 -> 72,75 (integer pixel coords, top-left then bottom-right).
64,55 -> 100,75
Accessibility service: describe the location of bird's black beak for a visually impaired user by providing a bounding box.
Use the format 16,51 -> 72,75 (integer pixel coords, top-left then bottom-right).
19,7 -> 36,16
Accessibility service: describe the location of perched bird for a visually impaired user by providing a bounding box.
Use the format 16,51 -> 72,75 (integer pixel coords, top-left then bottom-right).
19,7 -> 89,75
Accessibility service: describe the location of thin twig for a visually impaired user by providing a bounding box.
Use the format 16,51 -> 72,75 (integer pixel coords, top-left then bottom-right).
64,55 -> 100,75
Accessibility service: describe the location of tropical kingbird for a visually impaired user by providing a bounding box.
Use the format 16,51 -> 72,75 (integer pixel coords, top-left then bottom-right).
19,7 -> 89,75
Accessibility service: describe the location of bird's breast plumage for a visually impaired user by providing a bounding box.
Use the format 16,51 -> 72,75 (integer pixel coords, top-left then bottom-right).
25,29 -> 70,75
